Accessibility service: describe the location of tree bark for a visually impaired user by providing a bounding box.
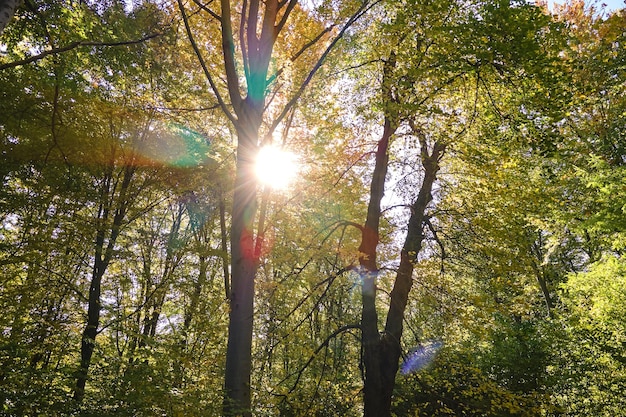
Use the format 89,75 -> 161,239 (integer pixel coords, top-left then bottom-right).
74,256 -> 106,402
221,1 -> 281,414
219,189 -> 231,299
358,52 -> 399,417
360,112 -> 394,416
223,122 -> 260,417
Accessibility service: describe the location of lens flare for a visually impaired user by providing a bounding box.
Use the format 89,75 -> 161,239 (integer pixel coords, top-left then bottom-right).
401,340 -> 443,375
135,123 -> 211,168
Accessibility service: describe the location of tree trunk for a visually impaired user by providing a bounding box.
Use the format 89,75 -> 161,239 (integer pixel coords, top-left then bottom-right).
360,118 -> 393,415
361,127 -> 445,416
221,1 -> 281,412
223,121 -> 261,417
74,164 -> 134,402
358,52 -> 399,417
74,257 -> 106,402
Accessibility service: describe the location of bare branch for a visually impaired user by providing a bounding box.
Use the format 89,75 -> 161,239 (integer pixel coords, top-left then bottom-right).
290,24 -> 336,62
191,0 -> 221,21
424,217 -> 445,272
285,324 -> 362,393
0,33 -> 160,71
268,0 -> 383,133
177,0 -> 237,124
326,58 -> 380,77
478,72 -> 504,119
272,267 -> 348,342
267,24 -> 335,86
275,0 -> 298,34
146,104 -> 221,113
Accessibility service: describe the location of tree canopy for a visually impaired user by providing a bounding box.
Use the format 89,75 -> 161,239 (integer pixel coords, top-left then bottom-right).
1,0 -> 625,415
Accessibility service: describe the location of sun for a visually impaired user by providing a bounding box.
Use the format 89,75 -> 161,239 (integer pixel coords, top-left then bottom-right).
255,145 -> 299,190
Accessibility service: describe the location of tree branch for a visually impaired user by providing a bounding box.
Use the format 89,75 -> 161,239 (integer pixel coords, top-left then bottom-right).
220,0 -> 243,113
268,0 -> 382,133
0,33 -> 160,71
240,0 -> 250,82
285,324 -> 362,394
275,0 -> 298,34
146,104 -> 221,113
191,0 -> 221,21
267,24 -> 336,86
424,217 -> 445,272
177,0 -> 237,124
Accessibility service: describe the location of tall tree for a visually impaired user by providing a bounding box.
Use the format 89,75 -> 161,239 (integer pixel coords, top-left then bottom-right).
176,1 -> 377,414
350,1 -> 560,414
535,3 -> 626,413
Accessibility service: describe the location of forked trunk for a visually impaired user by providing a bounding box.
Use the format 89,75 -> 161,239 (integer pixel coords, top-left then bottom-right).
361,132 -> 445,416
74,165 -> 134,402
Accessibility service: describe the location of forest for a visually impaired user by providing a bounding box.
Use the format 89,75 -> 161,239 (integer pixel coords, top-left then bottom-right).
1,0 -> 625,415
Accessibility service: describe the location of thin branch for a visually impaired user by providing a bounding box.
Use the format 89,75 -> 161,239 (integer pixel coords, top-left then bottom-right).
96,267 -> 181,334
275,266 -> 350,333
317,220 -> 363,248
31,262 -> 88,302
267,24 -> 335,86
275,0 -> 298,34
268,0 -> 382,134
284,324 -> 362,393
191,0 -> 221,21
381,203 -> 412,214
478,72 -> 504,119
146,104 -> 221,112
0,33 -> 160,71
326,58 -> 380,77
177,0 -> 237,124
333,150 -> 375,188
45,71 -> 70,167
240,0 -> 250,81
424,217 -> 445,273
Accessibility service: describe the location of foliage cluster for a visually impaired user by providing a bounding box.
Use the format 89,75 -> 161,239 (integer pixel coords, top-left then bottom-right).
1,0 -> 625,415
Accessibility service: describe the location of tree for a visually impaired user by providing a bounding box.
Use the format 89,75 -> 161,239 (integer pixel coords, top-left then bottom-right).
0,0 -> 224,409
536,3 -> 626,414
176,0 -> 378,413
3,0 -> 626,414
350,1 -> 561,414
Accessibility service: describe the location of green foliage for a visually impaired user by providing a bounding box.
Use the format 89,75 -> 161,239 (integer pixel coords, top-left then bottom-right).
553,256 -> 626,416
393,349 -> 550,416
1,0 -> 626,415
